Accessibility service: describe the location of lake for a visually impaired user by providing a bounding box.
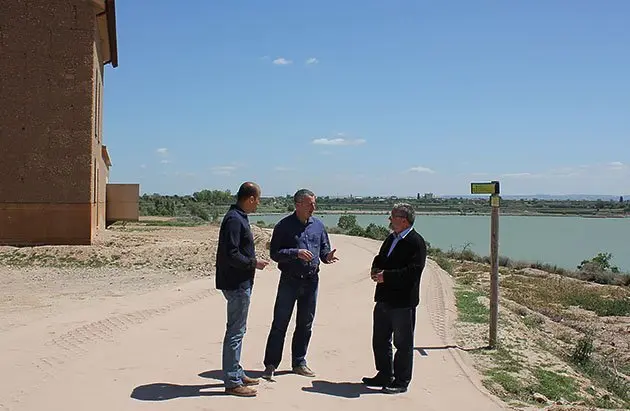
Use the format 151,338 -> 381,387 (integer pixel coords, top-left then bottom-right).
251,213 -> 630,272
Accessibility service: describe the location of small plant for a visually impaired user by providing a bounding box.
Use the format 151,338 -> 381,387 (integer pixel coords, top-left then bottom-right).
434,255 -> 454,275
455,288 -> 489,324
571,332 -> 594,365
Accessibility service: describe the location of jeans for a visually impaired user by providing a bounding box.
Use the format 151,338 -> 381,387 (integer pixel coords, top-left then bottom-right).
372,302 -> 417,386
222,282 -> 252,388
263,274 -> 318,369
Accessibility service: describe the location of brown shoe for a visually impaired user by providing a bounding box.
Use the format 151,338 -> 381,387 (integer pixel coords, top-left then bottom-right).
225,385 -> 257,397
292,365 -> 316,377
242,375 -> 260,386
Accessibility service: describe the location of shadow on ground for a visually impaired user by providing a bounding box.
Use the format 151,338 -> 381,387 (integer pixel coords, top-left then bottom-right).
131,382 -> 226,401
302,380 -> 382,398
415,345 -> 490,356
198,368 -> 293,381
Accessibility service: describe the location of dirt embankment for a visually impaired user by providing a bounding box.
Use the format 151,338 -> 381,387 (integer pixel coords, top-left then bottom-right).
0,224 -> 273,332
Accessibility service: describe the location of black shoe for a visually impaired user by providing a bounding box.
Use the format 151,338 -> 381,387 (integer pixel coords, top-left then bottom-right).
383,380 -> 408,394
361,374 -> 394,387
261,365 -> 276,381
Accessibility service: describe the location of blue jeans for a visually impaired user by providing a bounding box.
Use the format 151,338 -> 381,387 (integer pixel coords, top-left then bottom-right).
372,302 -> 416,386
263,274 -> 318,369
222,282 -> 252,388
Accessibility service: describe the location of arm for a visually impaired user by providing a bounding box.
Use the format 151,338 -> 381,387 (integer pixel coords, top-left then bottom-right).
319,228 -> 332,263
371,236 -> 391,269
269,221 -> 299,263
382,238 -> 427,286
224,217 -> 256,269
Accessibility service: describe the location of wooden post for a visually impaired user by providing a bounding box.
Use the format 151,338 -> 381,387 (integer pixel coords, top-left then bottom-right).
489,194 -> 500,349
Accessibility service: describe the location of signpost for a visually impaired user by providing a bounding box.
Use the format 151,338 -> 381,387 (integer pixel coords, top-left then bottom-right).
470,180 -> 500,349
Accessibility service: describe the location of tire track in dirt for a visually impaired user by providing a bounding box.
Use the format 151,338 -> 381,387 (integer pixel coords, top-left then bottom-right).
3,286 -> 219,411
424,261 -> 449,343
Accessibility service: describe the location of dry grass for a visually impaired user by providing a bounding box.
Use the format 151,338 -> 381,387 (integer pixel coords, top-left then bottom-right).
440,257 -> 630,410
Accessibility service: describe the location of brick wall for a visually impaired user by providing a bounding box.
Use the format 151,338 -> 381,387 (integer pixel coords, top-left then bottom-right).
0,0 -> 96,204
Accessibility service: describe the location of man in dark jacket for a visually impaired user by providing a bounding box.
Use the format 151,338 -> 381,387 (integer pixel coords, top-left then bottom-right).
362,203 -> 427,394
261,189 -> 338,380
216,182 -> 269,397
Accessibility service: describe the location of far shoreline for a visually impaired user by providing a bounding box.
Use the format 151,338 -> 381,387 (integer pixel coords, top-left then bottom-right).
250,210 -> 630,219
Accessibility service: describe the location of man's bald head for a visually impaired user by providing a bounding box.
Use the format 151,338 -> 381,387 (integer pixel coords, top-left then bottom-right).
236,182 -> 261,213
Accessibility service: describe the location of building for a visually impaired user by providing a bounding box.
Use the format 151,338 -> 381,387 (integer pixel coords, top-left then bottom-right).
0,0 -> 138,246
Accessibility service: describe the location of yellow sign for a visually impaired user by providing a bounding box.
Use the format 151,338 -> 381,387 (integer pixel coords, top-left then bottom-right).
471,181 -> 500,195
490,195 -> 500,207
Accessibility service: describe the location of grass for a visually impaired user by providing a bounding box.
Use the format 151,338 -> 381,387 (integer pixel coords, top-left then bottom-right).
111,219 -> 209,228
455,288 -> 489,324
502,274 -> 630,318
522,314 -> 545,330
428,245 -> 630,286
482,353 -> 580,403
486,370 -> 527,397
571,352 -> 630,408
448,256 -> 630,408
531,368 -> 580,402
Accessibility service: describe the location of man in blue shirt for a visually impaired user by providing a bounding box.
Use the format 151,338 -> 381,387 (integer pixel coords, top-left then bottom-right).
262,189 -> 338,380
216,182 -> 269,397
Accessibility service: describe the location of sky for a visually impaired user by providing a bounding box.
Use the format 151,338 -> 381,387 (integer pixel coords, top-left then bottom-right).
103,0 -> 630,197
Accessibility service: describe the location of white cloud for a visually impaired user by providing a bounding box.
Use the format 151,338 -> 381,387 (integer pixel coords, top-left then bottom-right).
273,57 -> 292,65
312,137 -> 366,146
608,161 -> 626,170
408,166 -> 435,174
212,165 -> 237,176
156,148 -> 168,156
306,57 -> 319,65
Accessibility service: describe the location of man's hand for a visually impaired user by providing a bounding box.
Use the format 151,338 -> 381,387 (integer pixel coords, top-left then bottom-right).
297,249 -> 314,262
325,249 -> 339,263
255,259 -> 270,270
370,269 -> 384,283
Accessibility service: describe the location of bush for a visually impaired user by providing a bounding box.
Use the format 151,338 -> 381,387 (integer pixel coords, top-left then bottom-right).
571,332 -> 594,365
338,215 -> 358,230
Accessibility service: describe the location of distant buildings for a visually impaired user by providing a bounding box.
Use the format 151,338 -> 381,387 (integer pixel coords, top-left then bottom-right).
0,0 -> 138,245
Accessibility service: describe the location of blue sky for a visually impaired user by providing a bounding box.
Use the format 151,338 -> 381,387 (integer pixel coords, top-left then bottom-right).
103,0 -> 629,197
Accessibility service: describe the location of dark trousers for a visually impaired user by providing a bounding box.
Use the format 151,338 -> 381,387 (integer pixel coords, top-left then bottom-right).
372,302 -> 417,386
263,274 -> 319,368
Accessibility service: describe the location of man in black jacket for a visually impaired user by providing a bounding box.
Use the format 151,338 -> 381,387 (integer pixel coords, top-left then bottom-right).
216,182 -> 269,397
362,203 -> 427,394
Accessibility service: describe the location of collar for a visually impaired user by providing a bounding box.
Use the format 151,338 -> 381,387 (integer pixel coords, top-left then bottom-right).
396,226 -> 413,239
231,204 -> 248,217
292,212 -> 313,225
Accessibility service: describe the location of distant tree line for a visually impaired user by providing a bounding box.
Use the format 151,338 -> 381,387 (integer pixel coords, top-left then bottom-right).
139,190 -> 630,220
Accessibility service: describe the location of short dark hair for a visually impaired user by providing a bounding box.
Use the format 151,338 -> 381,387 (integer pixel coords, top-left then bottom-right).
237,182 -> 260,202
293,188 -> 315,204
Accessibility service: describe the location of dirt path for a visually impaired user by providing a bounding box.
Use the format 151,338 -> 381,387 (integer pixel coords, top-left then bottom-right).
0,234 -> 507,410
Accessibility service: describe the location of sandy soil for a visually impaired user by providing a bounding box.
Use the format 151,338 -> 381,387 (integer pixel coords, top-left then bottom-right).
0,225 -> 507,410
